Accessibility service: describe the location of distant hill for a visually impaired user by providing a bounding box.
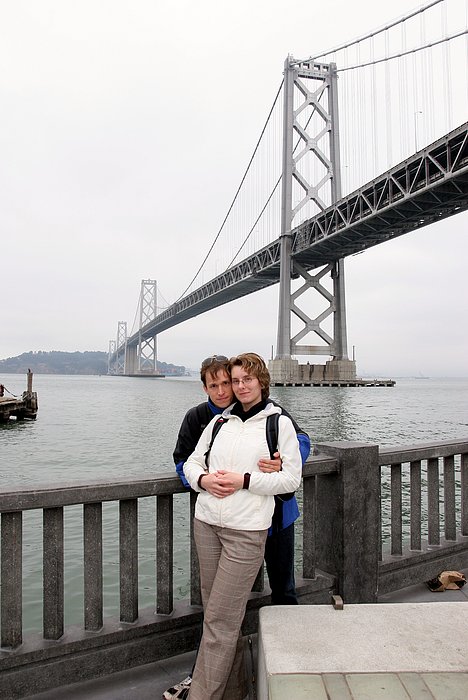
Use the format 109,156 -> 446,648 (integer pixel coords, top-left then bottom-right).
0,351 -> 187,376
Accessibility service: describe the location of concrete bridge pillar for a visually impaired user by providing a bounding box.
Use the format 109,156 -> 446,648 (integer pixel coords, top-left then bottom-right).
125,345 -> 137,374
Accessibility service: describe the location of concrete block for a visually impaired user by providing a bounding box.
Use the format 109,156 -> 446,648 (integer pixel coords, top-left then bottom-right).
268,358 -> 299,383
257,604 -> 468,700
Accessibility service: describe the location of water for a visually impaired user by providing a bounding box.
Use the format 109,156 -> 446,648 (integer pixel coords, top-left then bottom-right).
1,373 -> 468,633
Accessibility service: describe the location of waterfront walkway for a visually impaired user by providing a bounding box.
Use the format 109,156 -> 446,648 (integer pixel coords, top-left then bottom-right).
24,568 -> 468,700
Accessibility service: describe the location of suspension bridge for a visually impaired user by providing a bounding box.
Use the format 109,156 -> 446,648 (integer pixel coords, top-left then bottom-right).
108,0 -> 468,383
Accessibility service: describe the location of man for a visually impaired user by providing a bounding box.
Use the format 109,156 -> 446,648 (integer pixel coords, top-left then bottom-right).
163,354 -> 310,700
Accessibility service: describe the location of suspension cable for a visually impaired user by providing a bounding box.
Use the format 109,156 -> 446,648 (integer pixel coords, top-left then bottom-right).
225,175 -> 282,268
338,30 -> 468,71
129,297 -> 140,336
225,98 -> 322,268
156,286 -> 171,309
295,0 -> 444,63
175,80 -> 284,301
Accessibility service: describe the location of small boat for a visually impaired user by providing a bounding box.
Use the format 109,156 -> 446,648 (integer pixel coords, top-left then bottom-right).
0,370 -> 38,422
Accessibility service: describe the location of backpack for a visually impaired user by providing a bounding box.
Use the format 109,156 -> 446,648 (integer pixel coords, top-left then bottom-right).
203,412 -> 295,514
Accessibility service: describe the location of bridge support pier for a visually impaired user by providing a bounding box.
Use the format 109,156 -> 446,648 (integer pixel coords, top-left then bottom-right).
269,358 -> 356,384
269,358 -> 299,384
324,359 -> 356,381
125,345 -> 138,374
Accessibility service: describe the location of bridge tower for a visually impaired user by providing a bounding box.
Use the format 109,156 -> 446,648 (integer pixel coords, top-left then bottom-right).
269,56 -> 356,384
115,321 -> 128,375
107,340 -> 116,374
136,279 -> 160,375
108,280 -> 163,376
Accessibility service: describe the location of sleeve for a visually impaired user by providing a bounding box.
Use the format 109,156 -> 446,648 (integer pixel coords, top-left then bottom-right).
173,405 -> 210,488
173,407 -> 202,466
248,415 -> 302,496
183,417 -> 219,492
297,432 -> 311,465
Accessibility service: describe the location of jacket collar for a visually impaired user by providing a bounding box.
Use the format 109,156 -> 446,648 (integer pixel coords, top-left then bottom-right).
207,398 -> 225,415
230,398 -> 267,421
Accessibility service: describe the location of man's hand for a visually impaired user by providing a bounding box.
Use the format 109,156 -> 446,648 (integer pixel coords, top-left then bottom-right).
258,451 -> 282,473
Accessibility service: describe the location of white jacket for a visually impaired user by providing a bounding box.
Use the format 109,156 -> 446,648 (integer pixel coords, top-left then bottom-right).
184,402 -> 302,531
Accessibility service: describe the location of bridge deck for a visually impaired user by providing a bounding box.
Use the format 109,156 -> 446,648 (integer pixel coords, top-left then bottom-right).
25,568 -> 468,700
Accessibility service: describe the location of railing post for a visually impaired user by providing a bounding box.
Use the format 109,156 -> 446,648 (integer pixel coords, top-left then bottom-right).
190,491 -> 201,606
119,499 -> 138,622
156,495 -> 173,614
83,502 -> 103,631
462,452 -> 468,536
315,442 -> 380,603
43,507 -> 64,640
1,512 -> 23,648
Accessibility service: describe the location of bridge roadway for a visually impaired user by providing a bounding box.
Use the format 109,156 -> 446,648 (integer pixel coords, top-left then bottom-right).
121,122 -> 468,352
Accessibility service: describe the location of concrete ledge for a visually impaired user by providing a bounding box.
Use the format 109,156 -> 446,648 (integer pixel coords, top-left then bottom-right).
257,603 -> 468,700
379,540 -> 468,594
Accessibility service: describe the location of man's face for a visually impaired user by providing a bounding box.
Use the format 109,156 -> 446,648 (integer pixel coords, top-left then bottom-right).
203,369 -> 234,408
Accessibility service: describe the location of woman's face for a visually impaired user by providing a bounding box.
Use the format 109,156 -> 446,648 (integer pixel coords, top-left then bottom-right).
231,365 -> 262,411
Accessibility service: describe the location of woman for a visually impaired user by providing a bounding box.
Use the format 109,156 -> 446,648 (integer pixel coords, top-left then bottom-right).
183,352 -> 302,700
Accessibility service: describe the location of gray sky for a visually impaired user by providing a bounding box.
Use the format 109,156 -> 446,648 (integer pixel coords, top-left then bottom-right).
1,0 -> 467,378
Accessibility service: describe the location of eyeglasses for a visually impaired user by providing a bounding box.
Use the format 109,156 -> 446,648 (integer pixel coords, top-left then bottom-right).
201,355 -> 228,369
231,376 -> 255,386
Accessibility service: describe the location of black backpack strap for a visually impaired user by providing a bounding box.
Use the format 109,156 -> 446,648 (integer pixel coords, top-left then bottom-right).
204,416 -> 228,469
265,412 -> 280,459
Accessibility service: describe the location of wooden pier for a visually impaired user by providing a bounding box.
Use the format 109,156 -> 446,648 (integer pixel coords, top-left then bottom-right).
0,371 -> 38,422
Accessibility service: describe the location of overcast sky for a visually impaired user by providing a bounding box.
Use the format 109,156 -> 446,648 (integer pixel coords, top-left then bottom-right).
1,0 -> 467,378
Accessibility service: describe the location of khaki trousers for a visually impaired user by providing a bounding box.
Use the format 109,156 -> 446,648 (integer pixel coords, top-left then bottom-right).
189,518 -> 267,700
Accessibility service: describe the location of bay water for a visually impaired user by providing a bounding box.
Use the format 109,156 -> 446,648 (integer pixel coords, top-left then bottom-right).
1,373 -> 467,633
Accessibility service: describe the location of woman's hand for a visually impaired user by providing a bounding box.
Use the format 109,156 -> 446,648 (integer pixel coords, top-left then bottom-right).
215,471 -> 244,491
199,471 -> 246,497
258,451 -> 282,473
200,472 -> 237,498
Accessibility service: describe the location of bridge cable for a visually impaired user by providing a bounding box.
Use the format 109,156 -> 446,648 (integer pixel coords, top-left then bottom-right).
175,80 -> 284,301
226,105 -> 319,268
225,175 -> 282,268
297,0 -> 444,63
338,30 -> 468,71
156,286 -> 171,311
